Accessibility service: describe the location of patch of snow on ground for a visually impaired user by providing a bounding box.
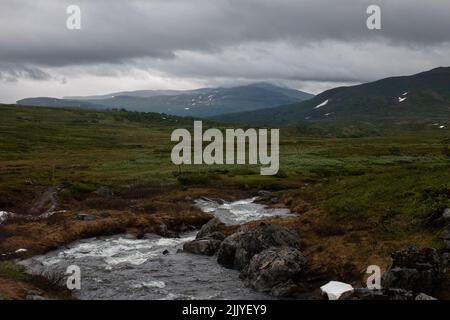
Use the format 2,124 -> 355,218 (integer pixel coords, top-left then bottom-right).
398,97 -> 407,102
314,99 -> 329,109
402,92 -> 408,96
440,125 -> 445,129
320,281 -> 354,300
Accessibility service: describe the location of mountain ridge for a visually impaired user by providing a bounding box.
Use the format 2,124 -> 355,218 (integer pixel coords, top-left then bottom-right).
18,83 -> 313,118
211,67 -> 450,125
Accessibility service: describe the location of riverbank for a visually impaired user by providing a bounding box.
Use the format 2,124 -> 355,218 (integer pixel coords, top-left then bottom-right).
2,188 -> 448,300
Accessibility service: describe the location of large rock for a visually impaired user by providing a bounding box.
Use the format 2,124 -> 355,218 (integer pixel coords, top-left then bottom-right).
382,247 -> 442,294
439,227 -> 450,249
345,288 -> 415,300
415,293 -> 438,300
217,223 -> 301,270
183,239 -> 222,256
442,208 -> 450,222
243,247 -> 307,295
196,217 -> 225,240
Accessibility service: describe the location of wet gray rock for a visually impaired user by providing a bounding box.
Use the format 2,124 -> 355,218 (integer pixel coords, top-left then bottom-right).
257,190 -> 272,197
345,288 -> 415,300
217,223 -> 301,270
382,247 -> 442,294
75,213 -> 97,221
26,295 -> 46,300
243,247 -> 307,295
441,253 -> 450,268
442,208 -> 450,222
196,218 -> 224,240
269,279 -> 301,298
22,288 -> 42,296
183,239 -> 222,256
415,293 -> 437,300
94,187 -> 114,199
439,227 -> 450,249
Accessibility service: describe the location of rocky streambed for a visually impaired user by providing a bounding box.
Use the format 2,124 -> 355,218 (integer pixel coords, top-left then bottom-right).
19,197 -> 450,300
21,197 -> 293,300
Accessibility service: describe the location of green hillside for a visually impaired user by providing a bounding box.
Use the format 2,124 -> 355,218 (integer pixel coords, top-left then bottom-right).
213,67 -> 450,125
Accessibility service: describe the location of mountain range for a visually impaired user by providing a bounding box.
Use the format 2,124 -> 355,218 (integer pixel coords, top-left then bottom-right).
17,83 -> 314,118
212,67 -> 450,125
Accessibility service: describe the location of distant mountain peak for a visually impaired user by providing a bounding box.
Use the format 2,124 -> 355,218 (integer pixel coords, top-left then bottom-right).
17,83 -> 314,118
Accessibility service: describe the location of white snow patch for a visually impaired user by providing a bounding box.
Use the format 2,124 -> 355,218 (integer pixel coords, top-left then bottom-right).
402,92 -> 408,96
15,248 -> 27,253
320,281 -> 354,300
398,97 -> 407,103
324,113 -> 333,116
314,99 -> 329,109
184,107 -> 190,110
440,125 -> 445,129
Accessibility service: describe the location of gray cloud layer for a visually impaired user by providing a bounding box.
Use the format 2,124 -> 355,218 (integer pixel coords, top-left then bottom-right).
1,0 -> 450,102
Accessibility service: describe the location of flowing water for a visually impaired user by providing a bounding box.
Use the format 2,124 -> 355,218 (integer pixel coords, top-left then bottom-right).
21,198 -> 292,300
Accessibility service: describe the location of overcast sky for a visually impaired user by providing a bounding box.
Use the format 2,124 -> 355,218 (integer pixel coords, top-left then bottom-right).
1,0 -> 450,103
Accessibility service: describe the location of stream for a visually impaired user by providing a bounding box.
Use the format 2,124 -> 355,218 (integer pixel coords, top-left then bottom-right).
21,198 -> 292,300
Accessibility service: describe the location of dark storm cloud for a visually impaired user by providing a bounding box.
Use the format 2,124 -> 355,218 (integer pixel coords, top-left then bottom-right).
0,0 -> 450,103
0,64 -> 51,82
1,0 -> 449,67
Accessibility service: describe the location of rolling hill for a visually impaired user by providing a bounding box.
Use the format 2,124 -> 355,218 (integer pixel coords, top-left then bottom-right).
212,67 -> 450,125
17,83 -> 313,118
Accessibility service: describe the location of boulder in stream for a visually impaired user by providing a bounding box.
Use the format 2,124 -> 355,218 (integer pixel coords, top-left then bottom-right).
217,223 -> 301,270
196,217 -> 225,240
243,246 -> 307,296
183,239 -> 222,256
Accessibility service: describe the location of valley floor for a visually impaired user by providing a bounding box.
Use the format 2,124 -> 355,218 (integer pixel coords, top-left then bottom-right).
0,104 -> 449,299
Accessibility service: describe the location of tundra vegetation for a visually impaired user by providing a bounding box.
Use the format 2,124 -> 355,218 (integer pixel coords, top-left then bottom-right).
0,104 -> 449,299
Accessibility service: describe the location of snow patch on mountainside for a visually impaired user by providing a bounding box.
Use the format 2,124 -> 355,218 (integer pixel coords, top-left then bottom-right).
314,99 -> 329,109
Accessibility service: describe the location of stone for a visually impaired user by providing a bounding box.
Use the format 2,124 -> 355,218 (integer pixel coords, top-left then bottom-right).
75,213 -> 97,221
183,239 -> 222,256
415,293 -> 437,300
269,279 -> 300,298
22,288 -> 42,296
217,223 -> 301,270
346,288 -> 415,300
439,227 -> 450,249
94,187 -> 114,199
243,247 -> 307,294
442,208 -> 450,222
26,295 -> 46,300
196,218 -> 224,240
382,247 -> 442,294
162,250 -> 169,255
257,190 -> 272,197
